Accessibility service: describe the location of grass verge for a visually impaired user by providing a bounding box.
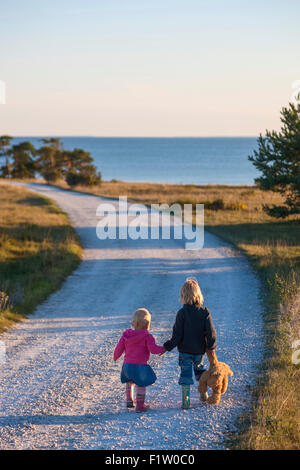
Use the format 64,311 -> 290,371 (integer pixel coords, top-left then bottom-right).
0,184 -> 82,333
204,220 -> 300,450
40,178 -> 299,449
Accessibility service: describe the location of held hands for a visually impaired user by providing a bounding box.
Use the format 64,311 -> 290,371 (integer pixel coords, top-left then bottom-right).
159,347 -> 167,356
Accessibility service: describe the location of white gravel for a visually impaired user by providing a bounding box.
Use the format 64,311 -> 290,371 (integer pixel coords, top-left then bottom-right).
0,183 -> 263,450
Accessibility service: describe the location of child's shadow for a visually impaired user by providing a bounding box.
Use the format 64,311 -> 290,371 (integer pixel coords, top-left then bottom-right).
0,412 -> 126,428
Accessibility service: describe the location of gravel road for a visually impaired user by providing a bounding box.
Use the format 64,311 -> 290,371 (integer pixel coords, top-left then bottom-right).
0,183 -> 263,450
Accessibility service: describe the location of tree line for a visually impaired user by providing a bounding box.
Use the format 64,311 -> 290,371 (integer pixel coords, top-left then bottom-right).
0,137 -> 101,187
1,102 -> 299,217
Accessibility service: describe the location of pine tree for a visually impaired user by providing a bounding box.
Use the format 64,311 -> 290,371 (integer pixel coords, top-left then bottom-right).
64,148 -> 101,187
0,135 -> 13,178
249,103 -> 300,217
9,141 -> 37,179
37,138 -> 64,182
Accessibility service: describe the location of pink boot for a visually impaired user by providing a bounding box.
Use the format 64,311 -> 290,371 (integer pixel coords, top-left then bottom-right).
135,386 -> 150,412
126,382 -> 135,408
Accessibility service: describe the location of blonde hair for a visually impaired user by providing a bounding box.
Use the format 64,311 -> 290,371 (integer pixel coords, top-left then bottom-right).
132,308 -> 151,330
179,278 -> 204,305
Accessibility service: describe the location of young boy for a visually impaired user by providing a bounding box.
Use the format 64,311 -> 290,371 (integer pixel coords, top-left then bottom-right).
162,278 -> 217,409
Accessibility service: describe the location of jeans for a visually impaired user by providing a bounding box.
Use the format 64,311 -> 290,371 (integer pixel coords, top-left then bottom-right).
178,352 -> 205,385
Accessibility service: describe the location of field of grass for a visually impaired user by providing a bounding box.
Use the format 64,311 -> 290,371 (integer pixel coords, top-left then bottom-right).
45,178 -> 300,449
0,184 -> 82,332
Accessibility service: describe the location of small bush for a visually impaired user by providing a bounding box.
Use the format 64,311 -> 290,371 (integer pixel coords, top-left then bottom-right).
174,198 -> 225,211
66,171 -> 101,188
264,205 -> 291,219
43,169 -> 62,183
206,198 -> 225,210
175,198 -> 198,206
241,189 -> 255,197
227,202 -> 248,211
0,290 -> 11,312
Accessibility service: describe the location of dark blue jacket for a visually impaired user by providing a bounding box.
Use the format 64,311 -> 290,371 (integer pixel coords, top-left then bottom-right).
164,303 -> 217,354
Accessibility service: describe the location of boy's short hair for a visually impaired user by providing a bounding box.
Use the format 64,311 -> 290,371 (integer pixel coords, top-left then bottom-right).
180,278 -> 204,305
132,308 -> 151,329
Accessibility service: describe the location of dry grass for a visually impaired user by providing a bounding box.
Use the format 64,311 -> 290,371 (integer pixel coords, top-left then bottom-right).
0,184 -> 82,332
230,288 -> 300,449
49,178 -> 283,211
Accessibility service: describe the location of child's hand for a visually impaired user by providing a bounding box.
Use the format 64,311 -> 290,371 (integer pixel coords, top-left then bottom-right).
159,348 -> 166,356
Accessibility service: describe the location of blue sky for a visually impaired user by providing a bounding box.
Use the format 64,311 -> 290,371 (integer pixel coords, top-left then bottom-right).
0,0 -> 299,136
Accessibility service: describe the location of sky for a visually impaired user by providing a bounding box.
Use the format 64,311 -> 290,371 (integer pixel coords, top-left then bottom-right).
0,0 -> 299,137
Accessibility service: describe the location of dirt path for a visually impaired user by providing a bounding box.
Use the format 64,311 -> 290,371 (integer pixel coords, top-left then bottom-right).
0,183 -> 263,449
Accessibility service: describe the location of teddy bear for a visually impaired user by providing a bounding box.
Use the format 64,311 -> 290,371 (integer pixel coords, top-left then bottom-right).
198,350 -> 233,404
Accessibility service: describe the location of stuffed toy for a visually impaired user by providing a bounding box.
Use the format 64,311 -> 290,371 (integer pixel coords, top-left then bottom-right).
198,350 -> 233,404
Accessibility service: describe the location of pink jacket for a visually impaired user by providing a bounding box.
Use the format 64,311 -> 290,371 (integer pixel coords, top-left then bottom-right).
114,329 -> 165,365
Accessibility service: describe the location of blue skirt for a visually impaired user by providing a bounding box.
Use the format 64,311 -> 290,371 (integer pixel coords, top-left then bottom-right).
121,363 -> 157,387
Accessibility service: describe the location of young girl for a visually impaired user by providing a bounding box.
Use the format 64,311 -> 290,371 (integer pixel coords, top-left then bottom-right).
113,308 -> 165,412
163,278 -> 217,409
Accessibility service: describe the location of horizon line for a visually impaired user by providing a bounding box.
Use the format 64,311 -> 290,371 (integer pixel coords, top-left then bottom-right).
10,135 -> 259,139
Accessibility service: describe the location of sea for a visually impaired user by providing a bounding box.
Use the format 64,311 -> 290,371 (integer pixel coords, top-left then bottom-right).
11,137 -> 259,185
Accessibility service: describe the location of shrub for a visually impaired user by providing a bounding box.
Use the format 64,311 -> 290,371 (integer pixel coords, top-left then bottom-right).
65,171 -> 85,187
174,198 -> 225,211
66,170 -> 101,188
43,169 -> 62,183
0,290 -> 11,312
227,202 -> 248,211
206,199 -> 225,210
